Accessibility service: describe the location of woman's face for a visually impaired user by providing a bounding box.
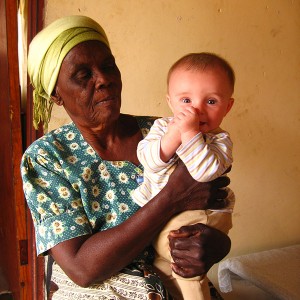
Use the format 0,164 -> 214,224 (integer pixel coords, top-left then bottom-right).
54,40 -> 122,129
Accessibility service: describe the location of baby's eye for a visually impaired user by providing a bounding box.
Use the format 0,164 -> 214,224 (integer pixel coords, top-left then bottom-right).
207,99 -> 216,104
181,98 -> 191,103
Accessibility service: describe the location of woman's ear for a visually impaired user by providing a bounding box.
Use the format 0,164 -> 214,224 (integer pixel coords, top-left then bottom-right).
50,87 -> 63,106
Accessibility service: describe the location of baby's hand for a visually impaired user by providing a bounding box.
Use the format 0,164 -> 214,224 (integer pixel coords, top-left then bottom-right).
165,120 -> 181,143
173,107 -> 200,143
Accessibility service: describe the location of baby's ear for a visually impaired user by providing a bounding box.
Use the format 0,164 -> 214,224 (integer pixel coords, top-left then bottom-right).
166,95 -> 173,112
50,87 -> 63,106
225,98 -> 234,114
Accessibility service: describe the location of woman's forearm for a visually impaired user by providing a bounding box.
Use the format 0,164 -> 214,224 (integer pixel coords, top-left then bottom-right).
50,181 -> 177,286
50,163 -> 229,287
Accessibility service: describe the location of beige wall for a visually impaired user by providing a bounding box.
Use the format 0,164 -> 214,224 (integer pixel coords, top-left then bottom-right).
45,0 -> 300,285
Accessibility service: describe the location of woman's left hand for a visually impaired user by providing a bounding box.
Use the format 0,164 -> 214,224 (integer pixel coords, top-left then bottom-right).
168,223 -> 231,278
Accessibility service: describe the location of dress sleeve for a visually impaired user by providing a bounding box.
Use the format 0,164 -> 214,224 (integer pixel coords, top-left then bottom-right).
137,118 -> 175,172
176,131 -> 233,182
21,142 -> 92,256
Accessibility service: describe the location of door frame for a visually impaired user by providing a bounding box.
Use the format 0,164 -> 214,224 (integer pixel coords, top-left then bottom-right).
0,1 -> 45,299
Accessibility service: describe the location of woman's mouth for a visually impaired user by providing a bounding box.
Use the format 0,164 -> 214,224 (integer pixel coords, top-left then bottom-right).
95,95 -> 117,105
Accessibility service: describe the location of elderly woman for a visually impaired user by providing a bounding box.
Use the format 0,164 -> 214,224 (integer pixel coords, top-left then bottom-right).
21,15 -> 231,299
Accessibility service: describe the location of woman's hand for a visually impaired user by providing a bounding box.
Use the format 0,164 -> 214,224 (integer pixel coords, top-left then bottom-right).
168,223 -> 231,278
166,160 -> 230,214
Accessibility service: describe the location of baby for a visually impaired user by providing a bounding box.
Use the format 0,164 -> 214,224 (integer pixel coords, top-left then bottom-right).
132,52 -> 235,299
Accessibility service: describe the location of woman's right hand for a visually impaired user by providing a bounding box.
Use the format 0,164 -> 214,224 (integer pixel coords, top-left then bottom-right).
166,160 -> 230,214
168,223 -> 231,277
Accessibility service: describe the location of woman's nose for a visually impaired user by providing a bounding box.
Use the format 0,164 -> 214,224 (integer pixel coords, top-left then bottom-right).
95,81 -> 106,91
95,71 -> 110,90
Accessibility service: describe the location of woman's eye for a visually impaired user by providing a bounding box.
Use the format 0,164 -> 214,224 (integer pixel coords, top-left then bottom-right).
74,70 -> 91,81
182,98 -> 191,103
104,63 -> 116,70
102,59 -> 118,71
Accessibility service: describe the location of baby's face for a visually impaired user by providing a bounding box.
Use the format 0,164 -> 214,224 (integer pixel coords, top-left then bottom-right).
167,67 -> 234,133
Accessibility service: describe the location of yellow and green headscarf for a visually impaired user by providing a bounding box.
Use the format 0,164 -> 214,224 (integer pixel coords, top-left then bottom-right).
27,15 -> 110,131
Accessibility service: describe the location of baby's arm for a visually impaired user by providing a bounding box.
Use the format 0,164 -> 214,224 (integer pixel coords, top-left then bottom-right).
160,107 -> 200,162
177,132 -> 233,182
172,106 -> 200,146
160,120 -> 181,162
137,118 -> 179,172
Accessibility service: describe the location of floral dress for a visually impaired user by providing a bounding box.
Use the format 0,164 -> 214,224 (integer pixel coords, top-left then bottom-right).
21,115 -> 170,300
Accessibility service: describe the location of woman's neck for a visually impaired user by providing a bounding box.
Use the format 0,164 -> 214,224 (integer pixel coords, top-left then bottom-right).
78,114 -> 143,164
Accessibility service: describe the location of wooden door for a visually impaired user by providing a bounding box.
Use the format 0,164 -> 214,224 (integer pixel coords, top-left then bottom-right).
0,0 -> 44,299
0,1 -> 31,299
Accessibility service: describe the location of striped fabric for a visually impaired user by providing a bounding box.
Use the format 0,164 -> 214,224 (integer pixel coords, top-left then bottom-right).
132,117 -> 233,207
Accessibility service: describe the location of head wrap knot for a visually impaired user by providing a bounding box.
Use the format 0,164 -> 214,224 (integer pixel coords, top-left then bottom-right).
27,15 -> 110,131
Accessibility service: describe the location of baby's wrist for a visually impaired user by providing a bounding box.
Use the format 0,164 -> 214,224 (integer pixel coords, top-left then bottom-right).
165,128 -> 181,143
181,130 -> 199,144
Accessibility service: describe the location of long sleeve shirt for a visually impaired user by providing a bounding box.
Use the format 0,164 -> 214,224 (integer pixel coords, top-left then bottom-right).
131,117 -> 233,207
